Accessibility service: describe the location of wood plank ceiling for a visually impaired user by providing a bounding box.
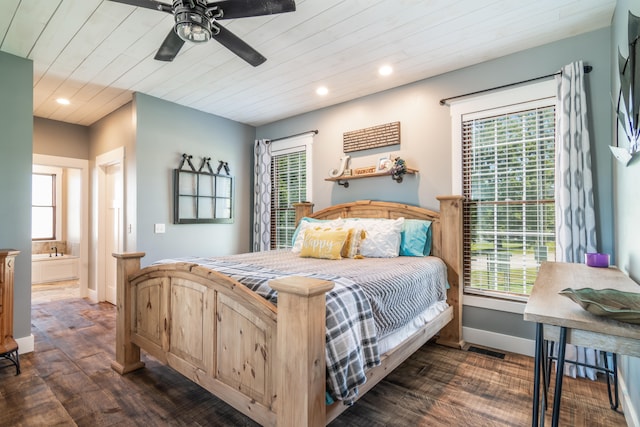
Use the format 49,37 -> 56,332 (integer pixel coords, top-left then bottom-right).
0,0 -> 616,127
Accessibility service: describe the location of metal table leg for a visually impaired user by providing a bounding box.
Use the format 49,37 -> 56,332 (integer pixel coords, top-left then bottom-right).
604,352 -> 619,410
532,323 -> 544,426
551,327 -> 568,427
546,341 -> 555,394
542,339 -> 550,411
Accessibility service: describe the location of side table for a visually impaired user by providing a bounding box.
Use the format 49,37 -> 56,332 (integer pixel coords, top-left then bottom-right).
524,262 -> 640,427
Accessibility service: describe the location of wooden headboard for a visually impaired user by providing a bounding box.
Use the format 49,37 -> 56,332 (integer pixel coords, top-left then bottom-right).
294,196 -> 464,349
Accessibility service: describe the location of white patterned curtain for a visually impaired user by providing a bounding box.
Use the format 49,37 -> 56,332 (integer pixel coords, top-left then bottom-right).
253,139 -> 272,252
554,60 -> 601,379
555,60 -> 598,262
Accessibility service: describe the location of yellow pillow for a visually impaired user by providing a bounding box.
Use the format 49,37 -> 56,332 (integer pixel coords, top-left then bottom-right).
300,228 -> 349,260
340,227 -> 366,258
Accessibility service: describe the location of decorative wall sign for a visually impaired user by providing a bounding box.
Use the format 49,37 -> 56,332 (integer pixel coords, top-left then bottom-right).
354,166 -> 377,175
343,121 -> 400,152
328,155 -> 350,177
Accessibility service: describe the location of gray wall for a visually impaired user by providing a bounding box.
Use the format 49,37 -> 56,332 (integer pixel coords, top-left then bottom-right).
612,0 -> 640,417
257,75 -> 453,212
89,102 -> 134,162
134,93 -> 255,266
33,117 -> 90,159
257,28 -> 614,341
31,93 -> 257,289
0,51 -> 33,339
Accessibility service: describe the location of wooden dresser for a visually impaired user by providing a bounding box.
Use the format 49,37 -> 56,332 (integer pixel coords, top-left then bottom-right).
0,249 -> 20,374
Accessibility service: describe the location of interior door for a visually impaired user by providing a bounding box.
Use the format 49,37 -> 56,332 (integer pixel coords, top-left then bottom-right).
105,162 -> 122,305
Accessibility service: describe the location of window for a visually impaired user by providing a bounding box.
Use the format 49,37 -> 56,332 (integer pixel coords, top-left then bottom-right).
270,136 -> 313,249
32,172 -> 56,240
451,81 -> 557,300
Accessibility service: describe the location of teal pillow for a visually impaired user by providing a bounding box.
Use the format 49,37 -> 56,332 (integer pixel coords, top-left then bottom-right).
400,219 -> 432,256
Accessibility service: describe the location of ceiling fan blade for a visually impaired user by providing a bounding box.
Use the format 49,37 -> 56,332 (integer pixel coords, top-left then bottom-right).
107,0 -> 173,13
154,29 -> 185,61
213,24 -> 266,66
212,0 -> 296,20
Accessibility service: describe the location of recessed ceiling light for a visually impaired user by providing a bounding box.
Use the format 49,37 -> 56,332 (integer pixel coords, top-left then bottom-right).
316,86 -> 329,96
379,65 -> 393,76
56,98 -> 70,105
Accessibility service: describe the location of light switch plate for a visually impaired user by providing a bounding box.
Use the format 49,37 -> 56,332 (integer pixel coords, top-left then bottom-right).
154,223 -> 165,233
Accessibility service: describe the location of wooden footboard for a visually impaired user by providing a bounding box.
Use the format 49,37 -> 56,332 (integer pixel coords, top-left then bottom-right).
112,196 -> 464,426
111,253 -> 334,426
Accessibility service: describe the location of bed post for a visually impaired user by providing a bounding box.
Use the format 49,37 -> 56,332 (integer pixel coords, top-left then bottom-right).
435,196 -> 465,349
269,276 -> 334,427
294,201 -> 314,226
111,252 -> 146,375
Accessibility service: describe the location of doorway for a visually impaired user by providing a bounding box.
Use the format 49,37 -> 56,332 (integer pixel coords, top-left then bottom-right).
96,148 -> 124,305
31,155 -> 89,301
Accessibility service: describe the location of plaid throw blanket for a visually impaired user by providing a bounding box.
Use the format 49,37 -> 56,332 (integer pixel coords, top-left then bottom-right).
155,257 -> 380,404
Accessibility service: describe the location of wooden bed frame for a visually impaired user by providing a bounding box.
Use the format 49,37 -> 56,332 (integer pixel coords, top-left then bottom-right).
111,196 -> 464,426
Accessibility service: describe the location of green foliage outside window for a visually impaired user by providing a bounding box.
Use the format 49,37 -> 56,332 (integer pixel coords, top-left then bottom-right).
463,105 -> 556,297
271,151 -> 306,249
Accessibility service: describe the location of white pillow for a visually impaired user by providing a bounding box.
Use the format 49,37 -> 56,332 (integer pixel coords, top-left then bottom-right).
291,218 -> 344,253
344,217 -> 404,258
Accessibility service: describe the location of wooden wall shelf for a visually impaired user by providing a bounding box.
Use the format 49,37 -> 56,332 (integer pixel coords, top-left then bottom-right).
325,168 -> 418,188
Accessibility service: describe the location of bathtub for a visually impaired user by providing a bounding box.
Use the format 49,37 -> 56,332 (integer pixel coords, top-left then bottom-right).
32,253 -> 79,284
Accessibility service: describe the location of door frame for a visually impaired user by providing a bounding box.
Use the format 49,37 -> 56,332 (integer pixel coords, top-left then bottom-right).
96,147 -> 125,303
32,154 -> 89,299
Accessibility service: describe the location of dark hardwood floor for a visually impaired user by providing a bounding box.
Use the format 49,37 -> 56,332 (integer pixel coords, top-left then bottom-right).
0,297 -> 628,426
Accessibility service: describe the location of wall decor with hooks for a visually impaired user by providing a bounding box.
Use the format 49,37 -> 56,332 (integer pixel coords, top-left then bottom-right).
174,154 -> 233,224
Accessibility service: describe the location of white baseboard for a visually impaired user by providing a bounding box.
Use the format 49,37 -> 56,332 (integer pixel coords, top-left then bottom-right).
87,288 -> 98,303
619,366 -> 640,427
16,334 -> 34,354
463,326 -> 535,357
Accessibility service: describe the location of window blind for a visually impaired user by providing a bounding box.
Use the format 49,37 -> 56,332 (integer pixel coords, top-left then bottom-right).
270,149 -> 307,249
462,104 -> 556,297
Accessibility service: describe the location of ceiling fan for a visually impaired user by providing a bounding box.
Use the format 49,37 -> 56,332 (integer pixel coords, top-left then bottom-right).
108,0 -> 296,66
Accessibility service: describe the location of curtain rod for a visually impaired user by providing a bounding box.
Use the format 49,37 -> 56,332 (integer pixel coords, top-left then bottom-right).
269,129 -> 318,142
439,65 -> 593,106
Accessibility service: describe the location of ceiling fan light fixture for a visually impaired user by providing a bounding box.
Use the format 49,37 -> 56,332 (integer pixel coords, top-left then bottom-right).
109,0 -> 296,65
176,21 -> 211,43
174,2 -> 212,43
